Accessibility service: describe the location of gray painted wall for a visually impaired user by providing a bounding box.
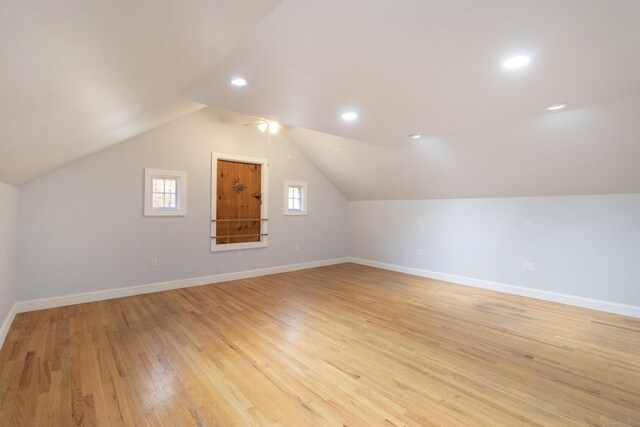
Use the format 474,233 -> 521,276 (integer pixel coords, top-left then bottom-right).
14,107 -> 640,310
349,194 -> 640,306
0,181 -> 18,324
18,109 -> 348,300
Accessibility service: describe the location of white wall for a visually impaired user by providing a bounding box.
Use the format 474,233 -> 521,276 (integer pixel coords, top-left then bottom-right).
349,194 -> 640,307
0,181 -> 18,335
17,108 -> 348,300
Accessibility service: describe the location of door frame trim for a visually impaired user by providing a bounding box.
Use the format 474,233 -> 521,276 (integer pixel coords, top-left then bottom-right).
211,152 -> 269,252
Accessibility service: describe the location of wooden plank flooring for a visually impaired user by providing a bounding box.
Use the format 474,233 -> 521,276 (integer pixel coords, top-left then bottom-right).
1,263 -> 639,426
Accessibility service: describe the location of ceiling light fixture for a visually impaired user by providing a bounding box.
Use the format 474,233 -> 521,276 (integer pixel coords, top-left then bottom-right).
502,55 -> 530,69
268,121 -> 280,134
341,111 -> 358,121
546,103 -> 567,111
257,119 -> 280,134
409,134 -> 422,140
230,77 -> 248,87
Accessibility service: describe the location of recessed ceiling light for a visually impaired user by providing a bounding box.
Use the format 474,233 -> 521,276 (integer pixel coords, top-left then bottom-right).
502,55 -> 530,69
546,103 -> 567,111
409,134 -> 422,140
230,77 -> 247,87
341,111 -> 358,121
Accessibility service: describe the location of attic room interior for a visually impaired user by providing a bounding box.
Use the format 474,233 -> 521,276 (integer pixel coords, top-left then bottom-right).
0,0 -> 639,425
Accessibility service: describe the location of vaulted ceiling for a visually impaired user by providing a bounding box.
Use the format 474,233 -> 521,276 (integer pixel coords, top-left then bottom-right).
286,96 -> 640,200
2,0 -> 640,199
189,0 -> 640,145
0,0 -> 281,185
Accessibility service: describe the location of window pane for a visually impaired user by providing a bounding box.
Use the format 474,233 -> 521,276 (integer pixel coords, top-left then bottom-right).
153,193 -> 165,208
165,193 -> 177,208
293,187 -> 300,198
288,187 -> 295,198
165,178 -> 177,194
288,198 -> 295,210
293,199 -> 300,210
153,178 -> 165,193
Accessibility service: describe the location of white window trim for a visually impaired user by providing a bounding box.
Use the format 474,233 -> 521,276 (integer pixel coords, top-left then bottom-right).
211,153 -> 268,252
144,169 -> 187,216
284,180 -> 308,216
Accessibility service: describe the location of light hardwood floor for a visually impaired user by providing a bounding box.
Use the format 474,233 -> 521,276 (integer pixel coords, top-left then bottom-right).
1,263 -> 639,426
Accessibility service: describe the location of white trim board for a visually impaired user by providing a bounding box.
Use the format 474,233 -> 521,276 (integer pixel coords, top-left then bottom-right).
211,152 -> 269,252
12,258 -> 348,315
1,257 -> 344,349
5,256 -> 637,350
0,304 -> 18,351
348,257 -> 640,319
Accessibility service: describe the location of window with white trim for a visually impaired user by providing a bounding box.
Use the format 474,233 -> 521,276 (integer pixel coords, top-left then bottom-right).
144,169 -> 187,216
284,181 -> 307,215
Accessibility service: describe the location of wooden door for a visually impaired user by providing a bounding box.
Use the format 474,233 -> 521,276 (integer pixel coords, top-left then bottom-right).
216,160 -> 262,244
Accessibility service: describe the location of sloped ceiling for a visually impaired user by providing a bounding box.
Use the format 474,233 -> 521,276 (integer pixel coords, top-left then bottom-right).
188,0 -> 640,199
0,0 -> 282,185
286,96 -> 640,200
2,0 -> 640,200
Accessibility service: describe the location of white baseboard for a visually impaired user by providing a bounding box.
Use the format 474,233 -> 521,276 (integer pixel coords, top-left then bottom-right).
5,255 -> 637,351
13,257 -> 349,314
348,257 -> 640,319
0,303 -> 17,350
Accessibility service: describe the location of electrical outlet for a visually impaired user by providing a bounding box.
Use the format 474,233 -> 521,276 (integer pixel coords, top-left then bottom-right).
523,262 -> 535,272
415,249 -> 423,256
295,244 -> 300,251
237,250 -> 243,257
416,217 -> 422,225
151,257 -> 158,267
524,221 -> 533,231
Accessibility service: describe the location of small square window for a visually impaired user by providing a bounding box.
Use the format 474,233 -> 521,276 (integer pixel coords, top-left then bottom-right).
284,180 -> 307,216
152,177 -> 178,209
144,169 -> 187,216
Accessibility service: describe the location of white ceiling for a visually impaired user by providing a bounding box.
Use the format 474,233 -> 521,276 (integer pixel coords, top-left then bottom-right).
2,0 -> 639,200
186,0 -> 640,199
0,0 -> 282,185
286,95 -> 640,200
188,0 -> 640,145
